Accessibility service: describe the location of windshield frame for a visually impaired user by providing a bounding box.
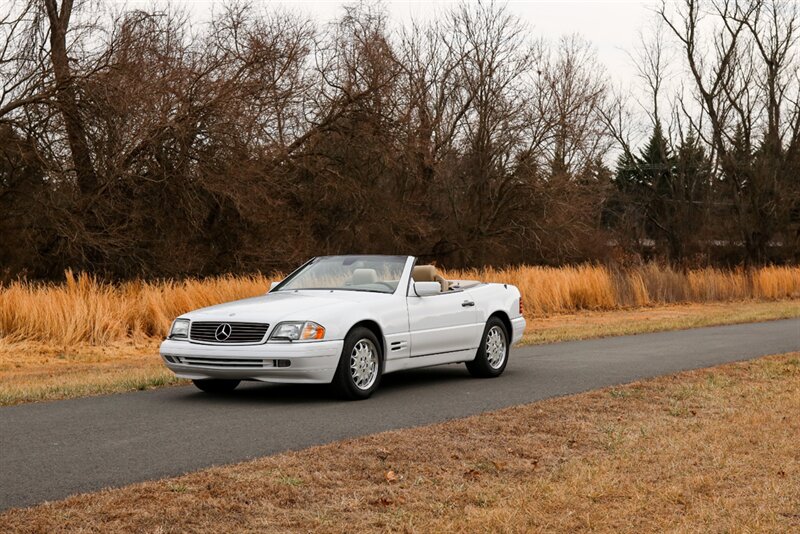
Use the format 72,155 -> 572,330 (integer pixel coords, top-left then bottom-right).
271,255 -> 412,296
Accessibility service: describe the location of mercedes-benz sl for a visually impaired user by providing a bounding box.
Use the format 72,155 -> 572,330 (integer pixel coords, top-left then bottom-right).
160,255 -> 525,399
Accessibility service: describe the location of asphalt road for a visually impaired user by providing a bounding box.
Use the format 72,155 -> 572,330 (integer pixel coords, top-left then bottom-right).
1,319 -> 798,511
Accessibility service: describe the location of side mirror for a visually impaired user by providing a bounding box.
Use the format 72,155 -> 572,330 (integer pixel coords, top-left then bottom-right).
268,281 -> 280,292
413,281 -> 441,296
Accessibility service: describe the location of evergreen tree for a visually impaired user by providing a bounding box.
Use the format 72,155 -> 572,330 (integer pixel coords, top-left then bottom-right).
611,124 -> 710,263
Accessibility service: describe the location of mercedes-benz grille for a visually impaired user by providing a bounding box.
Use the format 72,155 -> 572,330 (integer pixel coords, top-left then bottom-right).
189,322 -> 270,344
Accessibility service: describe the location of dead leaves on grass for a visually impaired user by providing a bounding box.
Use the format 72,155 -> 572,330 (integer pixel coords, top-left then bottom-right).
5,353 -> 800,533
463,468 -> 481,480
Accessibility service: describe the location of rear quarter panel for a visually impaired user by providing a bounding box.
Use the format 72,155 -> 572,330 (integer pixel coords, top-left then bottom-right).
465,283 -> 524,340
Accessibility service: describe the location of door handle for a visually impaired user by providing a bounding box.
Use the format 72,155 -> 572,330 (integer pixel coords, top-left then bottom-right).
461,300 -> 475,307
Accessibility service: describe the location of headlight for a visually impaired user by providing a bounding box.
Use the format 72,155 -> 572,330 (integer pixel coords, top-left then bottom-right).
269,321 -> 326,341
170,319 -> 190,339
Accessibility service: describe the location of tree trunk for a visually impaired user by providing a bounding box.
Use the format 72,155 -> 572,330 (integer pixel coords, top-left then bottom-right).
44,0 -> 98,196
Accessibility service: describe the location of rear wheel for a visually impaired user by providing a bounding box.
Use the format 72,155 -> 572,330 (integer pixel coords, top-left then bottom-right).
466,317 -> 509,378
331,327 -> 382,400
192,379 -> 241,394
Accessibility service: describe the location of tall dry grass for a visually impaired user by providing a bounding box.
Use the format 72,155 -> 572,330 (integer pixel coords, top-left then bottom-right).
445,264 -> 800,316
0,265 -> 798,346
0,271 -> 277,345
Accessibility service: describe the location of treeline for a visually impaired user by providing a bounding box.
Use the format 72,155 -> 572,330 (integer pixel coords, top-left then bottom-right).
0,0 -> 798,279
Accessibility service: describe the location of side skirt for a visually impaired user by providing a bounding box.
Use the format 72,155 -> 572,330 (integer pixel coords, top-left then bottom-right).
383,348 -> 477,374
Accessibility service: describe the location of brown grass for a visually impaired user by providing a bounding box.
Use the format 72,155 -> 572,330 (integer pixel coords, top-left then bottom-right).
449,263 -> 800,315
1,300 -> 797,407
0,271 -> 274,345
522,299 -> 800,345
1,265 -> 799,346
0,341 -> 180,406
2,352 -> 798,532
0,264 -> 797,407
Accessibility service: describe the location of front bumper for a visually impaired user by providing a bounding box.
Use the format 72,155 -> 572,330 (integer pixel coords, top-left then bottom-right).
511,317 -> 526,345
159,339 -> 344,384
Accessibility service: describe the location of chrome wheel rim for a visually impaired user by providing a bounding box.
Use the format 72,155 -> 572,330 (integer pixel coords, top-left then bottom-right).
485,326 -> 506,369
350,339 -> 379,390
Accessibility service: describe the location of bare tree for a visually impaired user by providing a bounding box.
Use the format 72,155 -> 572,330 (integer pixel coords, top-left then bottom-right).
431,1 -> 540,265
660,0 -> 800,263
43,0 -> 98,194
1,0 -> 797,279
0,2 -> 48,121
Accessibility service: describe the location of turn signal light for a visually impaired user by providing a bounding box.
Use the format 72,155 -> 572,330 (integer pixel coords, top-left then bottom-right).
301,322 -> 326,340
519,295 -> 524,316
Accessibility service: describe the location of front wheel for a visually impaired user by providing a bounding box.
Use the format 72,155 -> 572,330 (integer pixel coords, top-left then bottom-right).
192,379 -> 241,394
466,317 -> 509,378
331,327 -> 383,400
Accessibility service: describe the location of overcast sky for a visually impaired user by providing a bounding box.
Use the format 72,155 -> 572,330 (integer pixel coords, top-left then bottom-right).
117,0 -> 660,88
302,1 -> 658,83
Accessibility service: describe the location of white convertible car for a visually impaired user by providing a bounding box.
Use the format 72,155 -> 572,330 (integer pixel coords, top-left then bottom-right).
160,255 -> 525,399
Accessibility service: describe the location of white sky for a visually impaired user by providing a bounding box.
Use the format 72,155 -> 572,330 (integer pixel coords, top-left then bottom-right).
116,1 -> 660,87
313,0 -> 657,82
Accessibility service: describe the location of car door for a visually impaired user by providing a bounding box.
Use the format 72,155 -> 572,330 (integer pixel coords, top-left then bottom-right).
406,289 -> 480,358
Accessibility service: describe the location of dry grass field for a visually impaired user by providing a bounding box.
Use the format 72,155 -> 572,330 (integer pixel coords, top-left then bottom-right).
1,264 -> 799,406
0,264 -> 798,345
459,263 -> 800,315
2,352 -> 797,532
0,300 -> 798,406
0,341 -> 179,406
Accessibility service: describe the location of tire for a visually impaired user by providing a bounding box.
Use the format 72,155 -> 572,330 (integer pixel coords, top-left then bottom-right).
331,327 -> 383,400
192,378 -> 241,394
466,317 -> 509,378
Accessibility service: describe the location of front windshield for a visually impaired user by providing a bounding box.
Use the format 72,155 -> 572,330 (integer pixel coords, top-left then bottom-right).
276,255 -> 407,294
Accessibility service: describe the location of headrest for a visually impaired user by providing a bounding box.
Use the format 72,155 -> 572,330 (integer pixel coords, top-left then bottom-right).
351,268 -> 378,285
412,265 -> 438,281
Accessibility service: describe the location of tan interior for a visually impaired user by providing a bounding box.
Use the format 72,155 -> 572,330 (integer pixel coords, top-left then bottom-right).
412,265 -> 450,292
351,268 -> 378,285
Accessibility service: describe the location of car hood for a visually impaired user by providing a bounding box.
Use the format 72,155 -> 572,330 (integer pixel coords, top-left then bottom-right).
181,290 -> 378,323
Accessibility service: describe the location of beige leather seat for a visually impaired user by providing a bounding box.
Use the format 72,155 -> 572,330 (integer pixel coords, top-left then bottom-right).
351,268 -> 378,286
412,265 -> 450,292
